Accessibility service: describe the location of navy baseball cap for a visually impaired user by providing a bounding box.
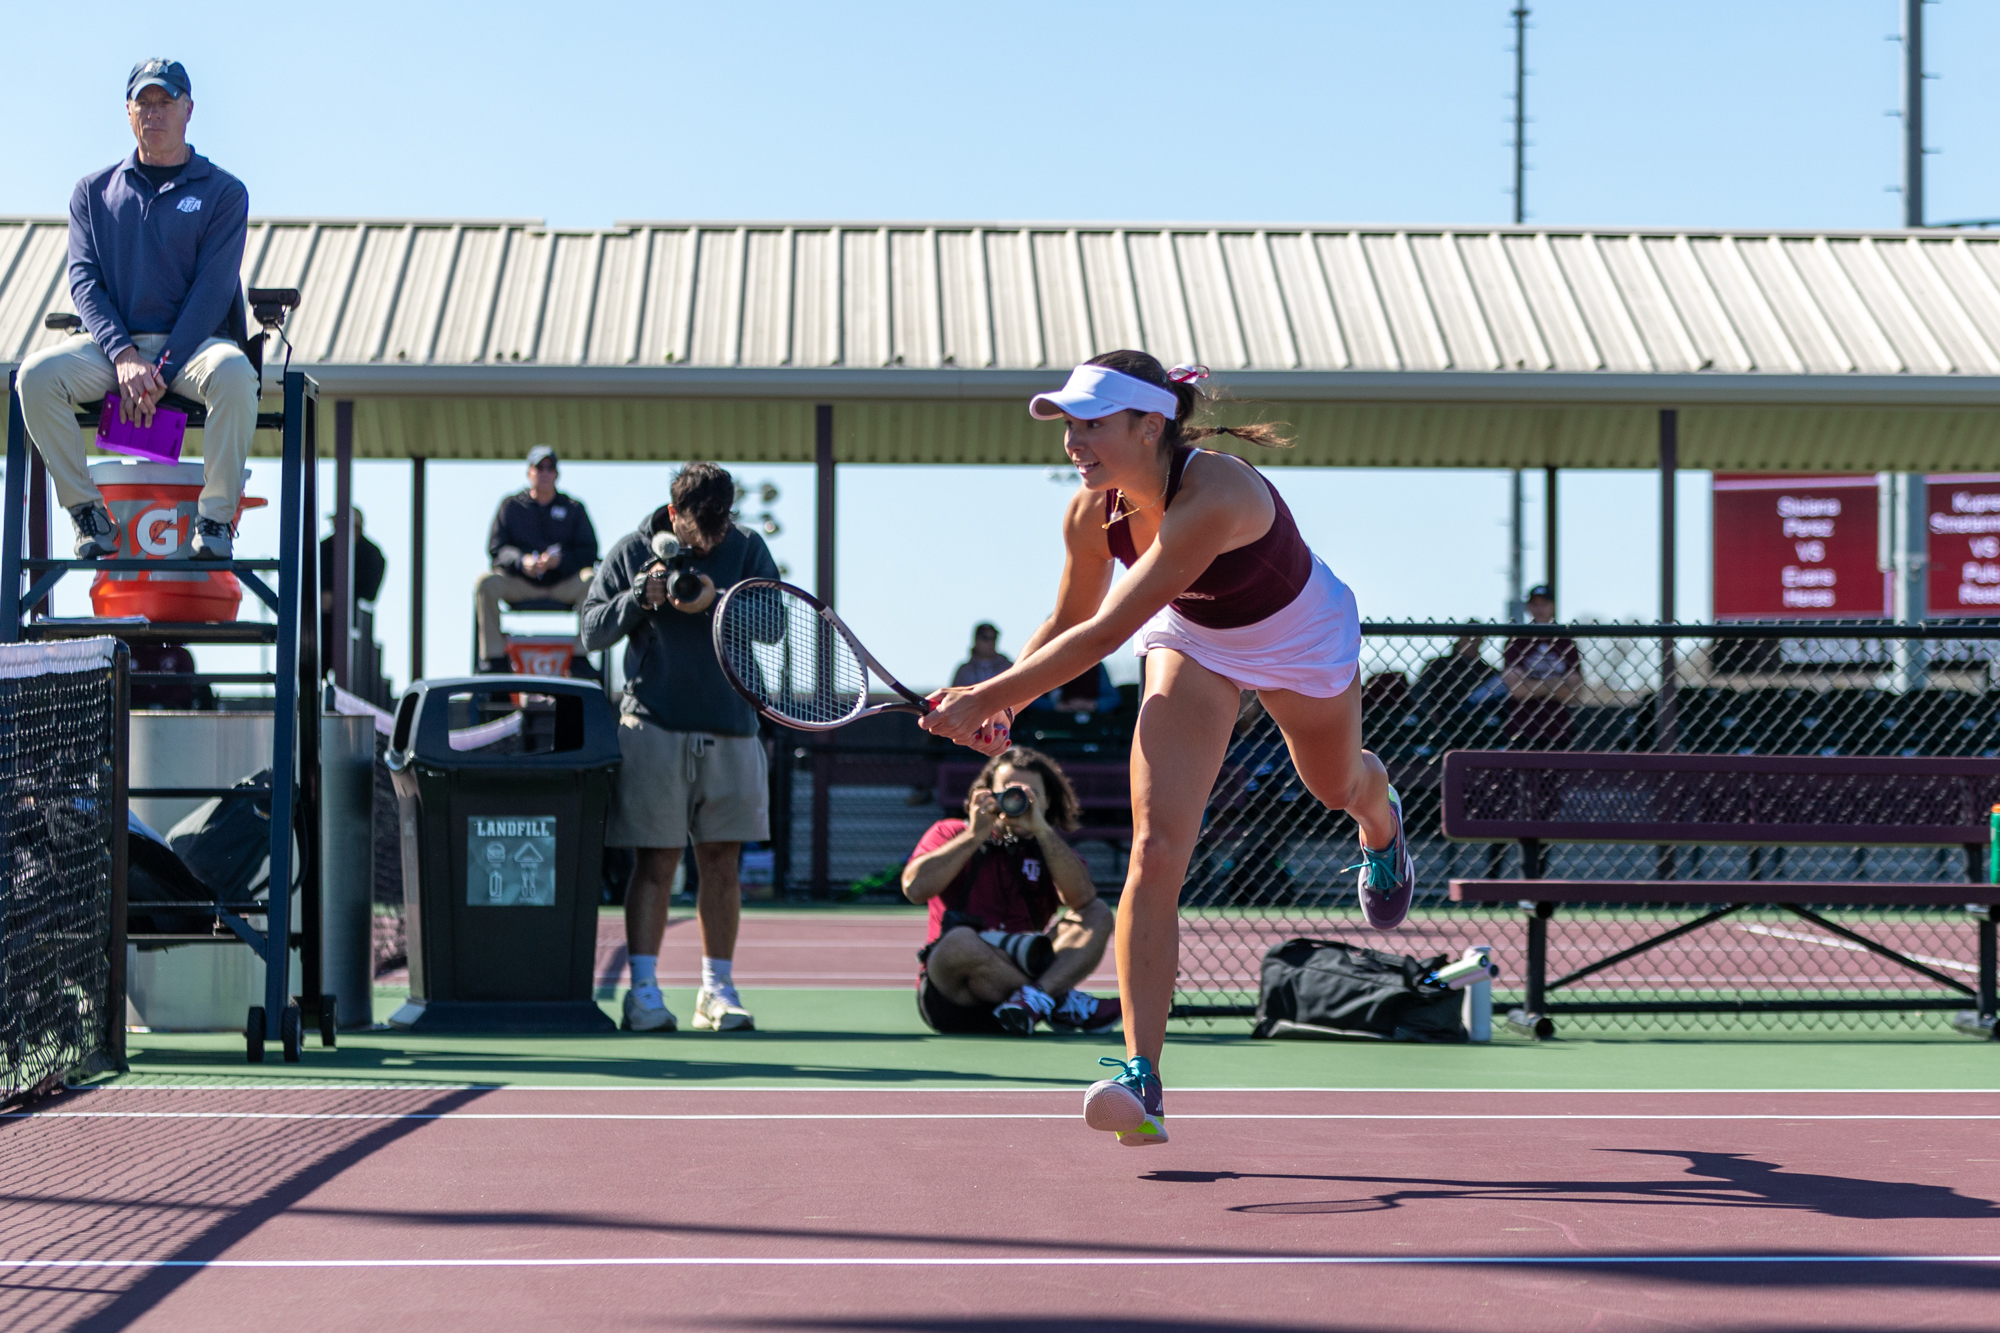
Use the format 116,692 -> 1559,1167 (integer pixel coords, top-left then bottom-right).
526,445 -> 558,468
1525,584 -> 1554,601
128,59 -> 191,101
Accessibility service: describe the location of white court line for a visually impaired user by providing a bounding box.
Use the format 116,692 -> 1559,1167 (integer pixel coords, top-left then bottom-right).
71,1084 -> 2000,1094
1,1254 -> 1997,1270
15,1104 -> 2000,1112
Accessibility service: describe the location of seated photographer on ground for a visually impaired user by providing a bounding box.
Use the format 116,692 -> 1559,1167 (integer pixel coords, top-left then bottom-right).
904,747 -> 1119,1036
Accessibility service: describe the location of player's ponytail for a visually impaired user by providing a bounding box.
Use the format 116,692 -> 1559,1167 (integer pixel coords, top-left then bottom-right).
1084,350 -> 1293,451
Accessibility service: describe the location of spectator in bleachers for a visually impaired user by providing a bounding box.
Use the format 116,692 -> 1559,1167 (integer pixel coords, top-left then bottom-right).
1028,662 -> 1122,717
320,507 -> 386,658
904,746 -> 1118,1035
1416,634 -> 1504,730
1503,584 -> 1582,749
20,58 -> 257,561
950,622 -> 1012,688
475,445 -> 598,673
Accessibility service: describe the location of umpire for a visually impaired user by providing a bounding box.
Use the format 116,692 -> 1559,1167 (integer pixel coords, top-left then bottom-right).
581,463 -> 781,1036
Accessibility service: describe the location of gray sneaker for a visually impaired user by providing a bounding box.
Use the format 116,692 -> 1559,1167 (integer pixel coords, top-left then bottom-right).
68,502 -> 117,560
190,517 -> 233,560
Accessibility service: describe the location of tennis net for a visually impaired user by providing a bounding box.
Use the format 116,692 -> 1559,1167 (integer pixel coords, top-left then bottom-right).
1,636 -> 124,1105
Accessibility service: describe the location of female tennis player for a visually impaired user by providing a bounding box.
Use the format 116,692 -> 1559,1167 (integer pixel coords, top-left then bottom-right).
920,350 -> 1411,1146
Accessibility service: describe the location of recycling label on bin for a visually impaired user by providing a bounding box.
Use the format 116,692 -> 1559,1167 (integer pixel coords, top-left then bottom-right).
467,816 -> 558,906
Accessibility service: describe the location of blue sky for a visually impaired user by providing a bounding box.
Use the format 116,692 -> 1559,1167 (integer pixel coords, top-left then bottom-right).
10,2 -> 1996,690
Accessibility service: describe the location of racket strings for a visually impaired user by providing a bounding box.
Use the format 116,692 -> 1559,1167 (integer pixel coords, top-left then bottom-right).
716,584 -> 869,727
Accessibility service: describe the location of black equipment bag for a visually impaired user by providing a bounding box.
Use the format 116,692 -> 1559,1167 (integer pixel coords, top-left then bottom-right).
168,769 -> 273,904
127,813 -> 216,936
1252,937 -> 1467,1042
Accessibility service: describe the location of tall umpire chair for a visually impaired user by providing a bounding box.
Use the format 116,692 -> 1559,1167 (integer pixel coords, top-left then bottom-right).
2,289 -> 330,1063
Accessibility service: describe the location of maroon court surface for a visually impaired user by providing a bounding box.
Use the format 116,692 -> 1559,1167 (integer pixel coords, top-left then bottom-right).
4,1086 -> 1999,1330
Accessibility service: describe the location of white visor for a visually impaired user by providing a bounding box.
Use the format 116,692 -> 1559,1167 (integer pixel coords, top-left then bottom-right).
1028,364 -> 1178,421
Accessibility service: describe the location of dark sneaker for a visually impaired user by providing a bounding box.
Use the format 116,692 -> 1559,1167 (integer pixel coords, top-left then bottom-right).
993,986 -> 1050,1036
68,502 -> 117,560
190,517 -> 233,560
1349,784 -> 1415,930
1084,1055 -> 1166,1145
1048,990 -> 1122,1033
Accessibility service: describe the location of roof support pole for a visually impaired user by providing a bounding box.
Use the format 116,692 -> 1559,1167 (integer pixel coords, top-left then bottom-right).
332,400 -> 355,691
410,456 -> 426,683
1655,409 -> 1679,882
811,404 -> 835,898
1507,471 -> 1525,621
1656,408 -> 1678,748
1542,465 -> 1558,601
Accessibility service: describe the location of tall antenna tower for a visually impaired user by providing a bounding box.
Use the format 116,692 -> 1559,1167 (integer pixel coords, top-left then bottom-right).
1510,4 -> 1529,225
1902,0 -> 1927,228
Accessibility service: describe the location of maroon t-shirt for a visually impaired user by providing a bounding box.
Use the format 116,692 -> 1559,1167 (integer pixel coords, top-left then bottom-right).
909,819 -> 1060,949
1502,635 -> 1580,748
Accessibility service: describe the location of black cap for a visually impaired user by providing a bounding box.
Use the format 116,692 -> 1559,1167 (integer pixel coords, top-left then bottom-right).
128,58 -> 191,101
1525,584 -> 1554,602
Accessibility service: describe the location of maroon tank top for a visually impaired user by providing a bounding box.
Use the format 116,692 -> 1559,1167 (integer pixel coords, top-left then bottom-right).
1104,446 -> 1314,629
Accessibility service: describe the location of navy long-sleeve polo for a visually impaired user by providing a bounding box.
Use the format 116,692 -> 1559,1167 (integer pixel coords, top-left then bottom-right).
68,149 -> 249,377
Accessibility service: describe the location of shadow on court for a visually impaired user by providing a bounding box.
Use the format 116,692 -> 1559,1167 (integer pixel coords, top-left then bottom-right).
0,1085 -> 490,1329
121,1041 -> 1091,1087
1146,1149 -> 2000,1222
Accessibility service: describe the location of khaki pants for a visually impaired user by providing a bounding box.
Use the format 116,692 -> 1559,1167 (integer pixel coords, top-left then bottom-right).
474,568 -> 591,661
18,332 -> 259,524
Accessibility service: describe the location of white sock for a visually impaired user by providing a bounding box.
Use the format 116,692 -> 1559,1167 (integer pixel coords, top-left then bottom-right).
702,957 -> 733,992
629,955 -> 658,989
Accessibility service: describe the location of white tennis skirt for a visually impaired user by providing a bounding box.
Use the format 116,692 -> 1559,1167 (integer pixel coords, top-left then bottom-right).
1134,556 -> 1361,697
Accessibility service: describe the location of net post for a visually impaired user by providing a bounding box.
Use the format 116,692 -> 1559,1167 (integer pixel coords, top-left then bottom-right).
107,644 -> 130,1071
1,370 -> 28,641
1524,901 -> 1553,1019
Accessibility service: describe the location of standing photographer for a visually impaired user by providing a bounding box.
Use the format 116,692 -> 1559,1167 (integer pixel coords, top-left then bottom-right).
581,463 -> 780,1035
903,747 -> 1119,1036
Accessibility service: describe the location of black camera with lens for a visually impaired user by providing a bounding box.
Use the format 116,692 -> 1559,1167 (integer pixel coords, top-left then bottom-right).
996,785 -> 1031,817
647,532 -> 706,604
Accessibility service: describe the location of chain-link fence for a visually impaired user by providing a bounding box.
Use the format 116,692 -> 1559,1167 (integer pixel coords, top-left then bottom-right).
1177,621 -> 2000,1034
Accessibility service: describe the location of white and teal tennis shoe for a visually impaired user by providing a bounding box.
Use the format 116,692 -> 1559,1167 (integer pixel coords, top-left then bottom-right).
1084,1055 -> 1167,1146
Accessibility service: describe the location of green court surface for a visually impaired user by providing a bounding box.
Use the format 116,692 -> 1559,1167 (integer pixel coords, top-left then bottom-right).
113,986 -> 2000,1092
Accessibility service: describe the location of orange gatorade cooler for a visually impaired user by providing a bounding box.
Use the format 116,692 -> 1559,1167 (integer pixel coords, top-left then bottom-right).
504,635 -> 577,678
88,461 -> 266,622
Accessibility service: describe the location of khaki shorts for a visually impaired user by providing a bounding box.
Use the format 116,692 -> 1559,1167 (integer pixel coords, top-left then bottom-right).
605,717 -> 770,849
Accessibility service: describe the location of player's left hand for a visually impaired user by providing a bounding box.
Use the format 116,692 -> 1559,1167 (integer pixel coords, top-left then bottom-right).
922,688 -> 1012,756
669,571 -> 718,614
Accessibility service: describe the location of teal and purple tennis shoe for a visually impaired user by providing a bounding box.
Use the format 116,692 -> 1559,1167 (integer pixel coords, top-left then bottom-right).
1350,784 -> 1415,930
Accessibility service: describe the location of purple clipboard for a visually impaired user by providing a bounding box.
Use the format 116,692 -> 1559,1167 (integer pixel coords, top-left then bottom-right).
96,393 -> 186,465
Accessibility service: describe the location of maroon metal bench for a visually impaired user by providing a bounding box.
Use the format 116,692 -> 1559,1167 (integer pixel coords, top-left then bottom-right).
1440,750 -> 2000,1038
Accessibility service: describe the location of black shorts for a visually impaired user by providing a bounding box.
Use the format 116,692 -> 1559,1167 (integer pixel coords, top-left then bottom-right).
916,973 -> 1006,1035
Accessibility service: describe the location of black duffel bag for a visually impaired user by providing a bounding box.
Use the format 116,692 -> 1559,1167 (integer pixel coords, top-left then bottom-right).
1252,937 -> 1466,1042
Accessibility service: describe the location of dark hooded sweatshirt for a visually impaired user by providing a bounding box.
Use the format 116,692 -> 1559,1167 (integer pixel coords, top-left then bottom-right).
579,505 -> 779,736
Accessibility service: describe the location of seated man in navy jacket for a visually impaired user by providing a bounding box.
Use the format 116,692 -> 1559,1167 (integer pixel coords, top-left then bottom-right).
474,445 -> 598,672
18,58 -> 256,560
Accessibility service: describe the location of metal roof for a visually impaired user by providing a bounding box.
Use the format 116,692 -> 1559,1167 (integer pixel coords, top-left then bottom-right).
7,217 -> 2000,467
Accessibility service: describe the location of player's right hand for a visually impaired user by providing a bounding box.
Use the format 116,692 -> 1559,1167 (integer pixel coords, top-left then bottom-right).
968,787 -> 1001,839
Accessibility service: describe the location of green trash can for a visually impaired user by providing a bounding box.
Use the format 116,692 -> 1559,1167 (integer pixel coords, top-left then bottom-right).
385,677 -> 620,1033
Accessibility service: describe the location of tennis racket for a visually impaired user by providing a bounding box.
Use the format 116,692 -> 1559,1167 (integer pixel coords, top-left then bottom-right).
712,579 -> 1012,749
